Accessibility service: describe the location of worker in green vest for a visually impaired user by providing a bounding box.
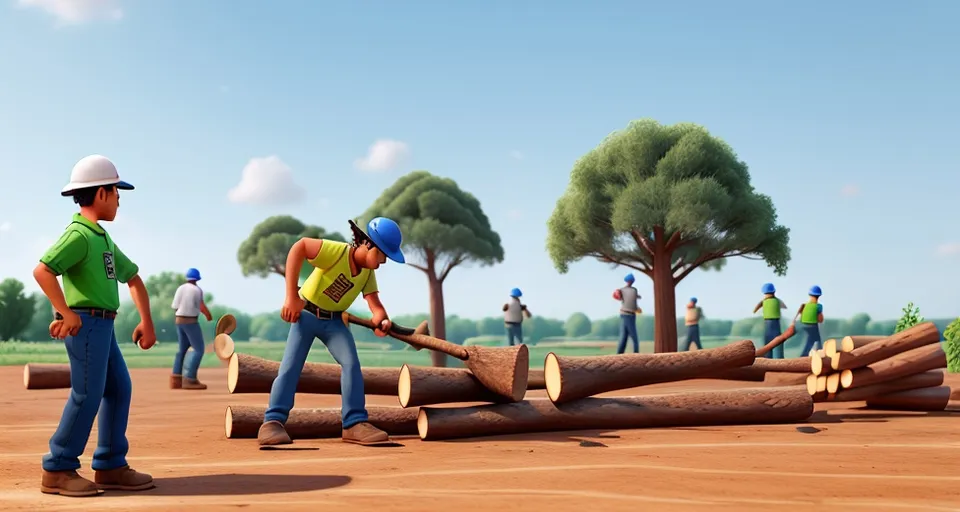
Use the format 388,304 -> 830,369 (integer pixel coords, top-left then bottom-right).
752,282 -> 787,359
795,285 -> 824,357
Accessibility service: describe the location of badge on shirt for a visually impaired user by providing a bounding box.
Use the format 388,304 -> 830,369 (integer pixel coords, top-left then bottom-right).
322,273 -> 355,303
103,251 -> 116,280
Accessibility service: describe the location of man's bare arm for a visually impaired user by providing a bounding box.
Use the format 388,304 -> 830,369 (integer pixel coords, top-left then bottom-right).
285,238 -> 323,298
33,263 -> 70,316
127,275 -> 154,329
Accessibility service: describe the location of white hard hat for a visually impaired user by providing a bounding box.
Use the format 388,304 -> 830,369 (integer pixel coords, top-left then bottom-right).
61,155 -> 135,196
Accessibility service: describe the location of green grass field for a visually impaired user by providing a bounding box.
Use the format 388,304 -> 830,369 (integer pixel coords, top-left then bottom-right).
0,335 -> 823,369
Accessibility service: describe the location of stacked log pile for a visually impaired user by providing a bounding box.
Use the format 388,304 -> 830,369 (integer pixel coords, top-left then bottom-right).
805,322 -> 951,411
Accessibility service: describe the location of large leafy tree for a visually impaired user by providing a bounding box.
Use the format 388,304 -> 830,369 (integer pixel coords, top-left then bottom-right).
0,278 -> 36,341
358,171 -> 504,367
547,119 -> 790,353
238,215 -> 346,284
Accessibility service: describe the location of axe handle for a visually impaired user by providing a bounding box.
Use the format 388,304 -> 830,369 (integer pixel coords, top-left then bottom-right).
755,323 -> 797,357
344,313 -> 468,360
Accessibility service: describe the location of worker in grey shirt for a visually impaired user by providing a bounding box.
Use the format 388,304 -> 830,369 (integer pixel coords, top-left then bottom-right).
502,287 -> 531,346
612,273 -> 641,354
683,297 -> 703,351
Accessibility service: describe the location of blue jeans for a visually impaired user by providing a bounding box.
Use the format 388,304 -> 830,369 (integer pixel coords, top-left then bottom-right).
684,324 -> 702,351
264,312 -> 367,429
172,322 -> 205,379
763,319 -> 784,359
617,314 -> 638,354
505,323 -> 523,346
800,323 -> 822,357
43,312 -> 131,472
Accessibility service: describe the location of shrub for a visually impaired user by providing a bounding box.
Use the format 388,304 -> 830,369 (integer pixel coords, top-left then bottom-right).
894,302 -> 924,334
943,318 -> 960,373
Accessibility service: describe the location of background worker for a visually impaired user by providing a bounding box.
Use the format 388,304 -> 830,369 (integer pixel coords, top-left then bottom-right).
613,273 -> 641,354
170,268 -> 213,390
753,282 -> 787,359
683,297 -> 703,351
795,285 -> 825,357
502,288 -> 531,345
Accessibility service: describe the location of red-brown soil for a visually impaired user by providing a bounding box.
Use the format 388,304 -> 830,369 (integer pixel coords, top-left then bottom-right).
1,366 -> 959,511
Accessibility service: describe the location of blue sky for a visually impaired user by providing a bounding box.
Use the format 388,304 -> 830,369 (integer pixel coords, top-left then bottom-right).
1,0 -> 958,323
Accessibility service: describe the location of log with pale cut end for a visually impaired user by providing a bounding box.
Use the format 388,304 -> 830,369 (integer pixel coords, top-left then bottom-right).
544,340 -> 757,404
865,386 -> 952,412
826,373 -> 840,394
224,405 -> 419,439
227,352 -> 399,395
398,364 -> 514,408
416,386 -> 814,441
839,343 -> 947,390
812,390 -> 828,402
811,351 -> 833,376
829,370 -> 944,402
806,374 -> 819,396
816,375 -> 827,393
822,339 -> 838,357
23,363 -> 71,390
214,333 -> 235,361
216,314 -> 237,336
832,323 -> 940,371
706,357 -> 810,382
839,335 -> 887,353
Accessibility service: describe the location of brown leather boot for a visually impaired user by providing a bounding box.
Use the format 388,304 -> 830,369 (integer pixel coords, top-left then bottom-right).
342,422 -> 391,446
41,469 -> 101,497
258,420 -> 292,446
169,375 -> 182,389
94,465 -> 154,491
181,377 -> 206,390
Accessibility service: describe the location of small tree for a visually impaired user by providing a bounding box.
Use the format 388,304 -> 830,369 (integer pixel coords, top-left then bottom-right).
943,318 -> 960,373
0,278 -> 36,341
358,171 -> 504,366
237,215 -> 346,284
894,302 -> 923,334
564,312 -> 592,338
546,119 -> 791,352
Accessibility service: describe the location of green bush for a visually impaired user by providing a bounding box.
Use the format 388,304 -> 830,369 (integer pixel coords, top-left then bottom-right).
894,302 -> 924,334
943,318 -> 960,373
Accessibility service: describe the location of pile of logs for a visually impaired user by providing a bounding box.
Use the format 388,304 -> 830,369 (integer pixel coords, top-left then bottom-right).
805,322 -> 951,411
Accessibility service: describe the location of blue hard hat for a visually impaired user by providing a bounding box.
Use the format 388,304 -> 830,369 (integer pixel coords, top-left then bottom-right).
510,288 -> 522,298
809,285 -> 822,297
690,297 -> 697,304
366,217 -> 405,264
185,268 -> 201,281
624,273 -> 635,283
761,282 -> 775,294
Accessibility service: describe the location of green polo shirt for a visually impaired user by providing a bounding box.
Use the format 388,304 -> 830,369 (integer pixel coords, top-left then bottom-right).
39,214 -> 139,311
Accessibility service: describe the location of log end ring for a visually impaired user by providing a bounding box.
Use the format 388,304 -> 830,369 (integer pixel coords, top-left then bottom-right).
544,352 -> 561,403
398,364 -> 412,408
214,333 -> 235,362
22,364 -> 30,390
416,408 -> 429,440
226,353 -> 240,394
225,406 -> 235,438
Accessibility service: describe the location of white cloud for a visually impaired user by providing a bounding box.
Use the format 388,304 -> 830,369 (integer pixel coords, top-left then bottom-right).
353,139 -> 410,172
228,156 -> 306,206
509,150 -> 524,160
18,0 -> 123,25
936,243 -> 960,257
840,184 -> 860,197
0,221 -> 11,233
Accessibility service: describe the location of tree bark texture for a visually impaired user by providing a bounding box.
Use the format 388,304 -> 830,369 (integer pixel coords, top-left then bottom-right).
417,387 -> 814,441
23,363 -> 71,390
225,405 -> 419,439
398,364 -> 516,408
864,386 -> 952,412
839,343 -> 947,390
832,322 -> 940,371
652,253 -> 678,353
426,253 -> 448,368
227,352 -> 399,395
828,370 -> 944,402
839,335 -> 887,353
544,339 -> 756,404
704,357 -> 810,382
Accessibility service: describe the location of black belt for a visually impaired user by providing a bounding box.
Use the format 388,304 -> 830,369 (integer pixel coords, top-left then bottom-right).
55,308 -> 118,320
303,301 -> 338,320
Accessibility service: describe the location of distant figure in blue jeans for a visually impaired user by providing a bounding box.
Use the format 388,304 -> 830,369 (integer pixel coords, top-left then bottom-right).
170,268 -> 213,390
502,288 -> 532,346
753,282 -> 787,358
613,273 -> 641,354
795,285 -> 824,357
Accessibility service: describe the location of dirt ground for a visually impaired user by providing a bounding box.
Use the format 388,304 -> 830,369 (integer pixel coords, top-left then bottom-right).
1,366 -> 959,512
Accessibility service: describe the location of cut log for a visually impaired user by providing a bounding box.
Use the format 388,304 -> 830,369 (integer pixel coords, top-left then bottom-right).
832,322 -> 940,371
865,386 -> 951,412
528,369 -> 546,390
706,367 -> 767,382
829,370 -> 944,402
812,390 -> 828,402
764,373 -> 810,386
214,333 -> 235,361
705,356 -> 810,382
816,375 -> 827,393
417,387 -> 814,441
805,374 -> 819,396
227,352 -> 399,395
544,340 -> 756,404
398,364 -> 514,408
23,363 -> 71,390
839,335 -> 887,353
811,351 -> 832,376
826,373 -> 840,394
754,324 -> 797,357
224,405 -> 419,439
839,343 -> 947,390
822,339 -> 838,357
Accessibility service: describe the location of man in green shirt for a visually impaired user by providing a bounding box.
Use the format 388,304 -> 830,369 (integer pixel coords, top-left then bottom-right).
33,155 -> 157,498
795,285 -> 824,357
753,282 -> 788,359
